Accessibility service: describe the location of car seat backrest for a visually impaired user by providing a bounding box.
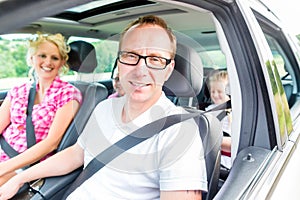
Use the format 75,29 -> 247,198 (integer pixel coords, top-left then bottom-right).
57,82 -> 107,151
57,40 -> 108,150
197,112 -> 222,200
68,40 -> 97,73
163,43 -> 203,107
164,44 -> 222,200
163,43 -> 203,99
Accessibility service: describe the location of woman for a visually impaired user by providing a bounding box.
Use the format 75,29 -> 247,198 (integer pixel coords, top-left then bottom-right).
0,33 -> 82,185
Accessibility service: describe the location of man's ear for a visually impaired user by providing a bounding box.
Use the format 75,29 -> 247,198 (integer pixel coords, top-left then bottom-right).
164,60 -> 175,81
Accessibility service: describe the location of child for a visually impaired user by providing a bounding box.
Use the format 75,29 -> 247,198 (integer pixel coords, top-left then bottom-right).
108,73 -> 125,98
206,70 -> 232,169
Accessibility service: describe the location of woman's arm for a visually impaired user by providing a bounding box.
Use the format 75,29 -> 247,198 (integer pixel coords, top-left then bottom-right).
161,190 -> 202,200
0,99 -> 80,177
0,98 -> 12,134
0,143 -> 84,200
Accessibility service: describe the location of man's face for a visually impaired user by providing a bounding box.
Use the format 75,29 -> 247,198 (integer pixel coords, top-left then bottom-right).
118,24 -> 174,105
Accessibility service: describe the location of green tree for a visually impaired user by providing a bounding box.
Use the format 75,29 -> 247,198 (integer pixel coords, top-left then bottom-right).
0,39 -> 28,78
93,40 -> 118,73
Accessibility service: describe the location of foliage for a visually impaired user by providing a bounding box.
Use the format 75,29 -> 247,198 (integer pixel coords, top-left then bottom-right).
92,40 -> 118,73
0,38 -> 28,78
0,37 -> 119,79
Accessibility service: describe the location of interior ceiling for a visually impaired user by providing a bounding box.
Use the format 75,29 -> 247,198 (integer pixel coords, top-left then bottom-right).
13,0 -> 218,50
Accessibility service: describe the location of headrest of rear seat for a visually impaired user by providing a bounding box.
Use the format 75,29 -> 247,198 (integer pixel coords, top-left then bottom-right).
163,43 -> 203,97
68,41 -> 97,73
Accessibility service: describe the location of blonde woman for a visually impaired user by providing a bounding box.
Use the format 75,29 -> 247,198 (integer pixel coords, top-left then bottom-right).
0,33 -> 82,185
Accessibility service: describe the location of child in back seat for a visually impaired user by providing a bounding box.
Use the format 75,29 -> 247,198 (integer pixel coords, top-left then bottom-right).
206,70 -> 232,170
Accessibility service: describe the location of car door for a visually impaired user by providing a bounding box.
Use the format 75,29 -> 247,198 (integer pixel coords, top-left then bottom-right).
213,0 -> 300,199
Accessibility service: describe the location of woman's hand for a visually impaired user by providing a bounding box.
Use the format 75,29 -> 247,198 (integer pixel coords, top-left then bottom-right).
0,175 -> 23,200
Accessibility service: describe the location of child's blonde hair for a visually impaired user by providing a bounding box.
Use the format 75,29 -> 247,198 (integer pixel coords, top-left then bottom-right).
208,70 -> 228,89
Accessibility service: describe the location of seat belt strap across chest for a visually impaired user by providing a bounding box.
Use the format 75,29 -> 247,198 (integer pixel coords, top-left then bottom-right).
0,82 -> 37,158
26,82 -> 37,148
63,100 -> 230,198
63,111 -> 201,198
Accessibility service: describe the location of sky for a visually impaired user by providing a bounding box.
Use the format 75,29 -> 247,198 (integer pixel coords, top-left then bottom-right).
262,0 -> 300,35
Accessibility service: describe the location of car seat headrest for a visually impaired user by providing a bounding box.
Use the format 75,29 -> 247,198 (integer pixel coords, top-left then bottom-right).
68,41 -> 97,73
163,43 -> 203,97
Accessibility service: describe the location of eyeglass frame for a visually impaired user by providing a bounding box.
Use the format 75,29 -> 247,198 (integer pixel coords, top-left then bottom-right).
117,51 -> 172,70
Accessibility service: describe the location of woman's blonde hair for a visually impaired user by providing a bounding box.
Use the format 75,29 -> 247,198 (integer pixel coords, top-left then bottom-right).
26,32 -> 70,76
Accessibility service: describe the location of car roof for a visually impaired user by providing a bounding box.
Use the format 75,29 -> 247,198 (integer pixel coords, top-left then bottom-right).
0,0 -> 220,51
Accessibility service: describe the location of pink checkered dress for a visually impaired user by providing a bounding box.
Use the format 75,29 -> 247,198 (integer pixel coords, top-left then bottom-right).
0,76 -> 82,161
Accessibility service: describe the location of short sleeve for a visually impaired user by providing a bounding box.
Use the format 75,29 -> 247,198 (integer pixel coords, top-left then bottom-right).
57,84 -> 83,109
6,84 -> 23,102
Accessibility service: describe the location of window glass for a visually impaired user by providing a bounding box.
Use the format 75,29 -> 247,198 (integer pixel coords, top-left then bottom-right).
264,34 -> 289,78
262,34 -> 293,136
0,34 -> 120,91
0,34 -> 31,91
199,50 -> 227,70
67,36 -> 119,82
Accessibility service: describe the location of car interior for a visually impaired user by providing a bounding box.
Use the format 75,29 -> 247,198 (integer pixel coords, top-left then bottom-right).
1,0 -> 299,199
0,1 -> 247,199
16,36 -> 223,200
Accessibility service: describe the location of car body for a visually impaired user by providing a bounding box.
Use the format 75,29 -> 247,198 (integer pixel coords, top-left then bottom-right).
1,0 -> 300,199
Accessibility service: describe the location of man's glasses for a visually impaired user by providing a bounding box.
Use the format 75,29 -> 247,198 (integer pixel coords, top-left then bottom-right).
117,51 -> 171,70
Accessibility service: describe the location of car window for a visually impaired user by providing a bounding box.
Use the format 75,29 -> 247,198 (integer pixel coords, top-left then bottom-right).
254,13 -> 294,141
67,36 -> 119,82
0,34 -> 119,91
0,34 -> 31,91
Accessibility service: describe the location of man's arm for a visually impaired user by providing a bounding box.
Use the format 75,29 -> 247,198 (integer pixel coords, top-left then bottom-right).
161,190 -> 202,200
0,143 -> 84,199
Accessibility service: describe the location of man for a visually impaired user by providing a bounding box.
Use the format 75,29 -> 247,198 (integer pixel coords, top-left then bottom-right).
0,15 -> 207,200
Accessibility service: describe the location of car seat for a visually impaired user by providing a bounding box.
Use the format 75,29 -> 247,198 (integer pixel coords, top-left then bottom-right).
164,43 -> 222,200
15,41 -> 108,200
164,43 -> 203,107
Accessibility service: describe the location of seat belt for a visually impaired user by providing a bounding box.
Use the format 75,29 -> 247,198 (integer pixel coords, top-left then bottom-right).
63,100 -> 231,198
0,82 -> 37,159
26,82 -> 37,148
215,100 -> 231,121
